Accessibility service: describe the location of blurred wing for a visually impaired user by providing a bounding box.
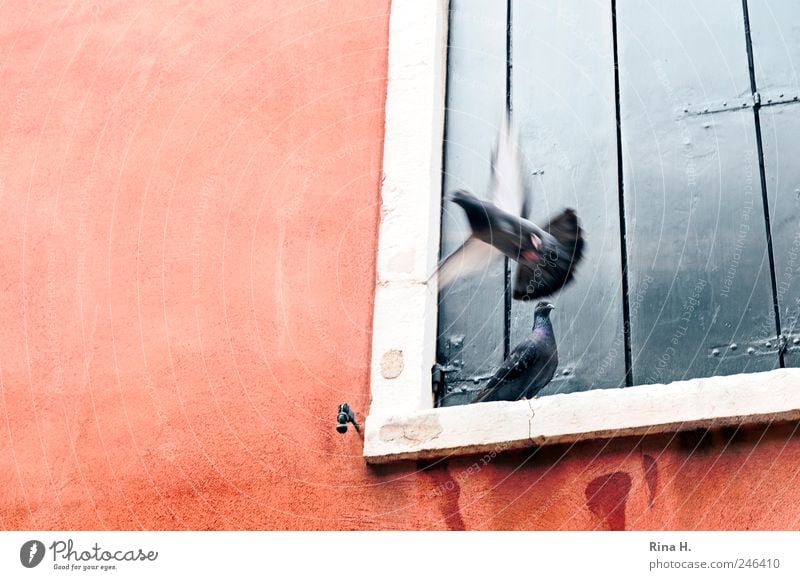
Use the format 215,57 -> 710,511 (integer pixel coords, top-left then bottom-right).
513,209 -> 585,300
434,237 -> 504,289
489,110 -> 530,218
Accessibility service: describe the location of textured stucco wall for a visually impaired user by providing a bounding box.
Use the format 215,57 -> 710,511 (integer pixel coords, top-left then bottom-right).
2,0 -> 800,530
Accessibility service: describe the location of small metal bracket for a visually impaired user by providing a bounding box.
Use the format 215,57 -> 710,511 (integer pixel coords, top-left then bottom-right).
445,335 -> 465,369
759,90 -> 800,108
679,90 -> 800,118
431,362 -> 464,395
781,333 -> 800,354
708,338 -> 780,359
433,335 -> 466,395
678,95 -> 756,117
431,364 -> 445,395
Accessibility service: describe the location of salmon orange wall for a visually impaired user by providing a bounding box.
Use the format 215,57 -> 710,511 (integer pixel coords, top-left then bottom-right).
1,0 -> 799,530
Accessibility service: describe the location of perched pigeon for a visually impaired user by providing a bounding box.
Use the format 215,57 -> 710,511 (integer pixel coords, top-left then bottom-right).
435,111 -> 584,300
471,302 -> 558,403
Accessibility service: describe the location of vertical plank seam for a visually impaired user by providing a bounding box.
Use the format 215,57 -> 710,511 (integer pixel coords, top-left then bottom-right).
434,2 -> 457,403
503,0 -> 514,360
741,0 -> 785,367
611,0 -> 634,386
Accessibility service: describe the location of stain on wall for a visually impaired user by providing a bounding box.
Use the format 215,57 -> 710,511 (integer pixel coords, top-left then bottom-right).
585,472 -> 632,531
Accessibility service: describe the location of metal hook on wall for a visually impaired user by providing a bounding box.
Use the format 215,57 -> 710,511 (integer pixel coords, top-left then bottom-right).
335,402 -> 361,434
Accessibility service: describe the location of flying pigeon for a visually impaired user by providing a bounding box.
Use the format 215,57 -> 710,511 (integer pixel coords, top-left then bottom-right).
435,111 -> 584,300
471,301 -> 558,403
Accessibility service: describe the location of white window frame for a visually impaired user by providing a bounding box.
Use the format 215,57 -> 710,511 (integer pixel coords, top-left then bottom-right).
363,0 -> 800,464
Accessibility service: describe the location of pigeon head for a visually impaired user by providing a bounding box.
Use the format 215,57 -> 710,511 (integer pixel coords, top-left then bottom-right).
449,190 -> 492,232
532,301 -> 555,331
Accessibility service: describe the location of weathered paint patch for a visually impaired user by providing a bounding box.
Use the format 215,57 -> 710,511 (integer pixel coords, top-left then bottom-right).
380,349 -> 404,379
387,248 -> 416,275
379,413 -> 443,444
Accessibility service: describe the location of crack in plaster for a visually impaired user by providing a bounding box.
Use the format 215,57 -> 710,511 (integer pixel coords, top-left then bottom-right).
527,398 -> 536,440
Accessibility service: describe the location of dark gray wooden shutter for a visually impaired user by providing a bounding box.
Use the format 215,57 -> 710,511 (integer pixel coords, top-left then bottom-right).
436,0 -> 800,403
617,0 -> 780,384
509,0 -> 627,395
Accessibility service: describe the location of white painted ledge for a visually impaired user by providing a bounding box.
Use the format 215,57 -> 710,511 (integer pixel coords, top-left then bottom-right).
364,369 -> 800,463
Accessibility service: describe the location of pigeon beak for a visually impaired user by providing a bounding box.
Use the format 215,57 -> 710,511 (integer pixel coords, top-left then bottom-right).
547,304 -> 556,311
